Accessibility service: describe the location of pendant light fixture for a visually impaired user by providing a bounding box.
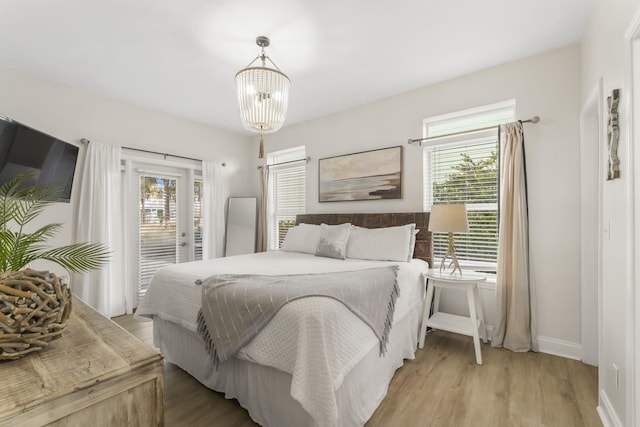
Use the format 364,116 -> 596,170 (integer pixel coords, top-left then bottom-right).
235,36 -> 290,158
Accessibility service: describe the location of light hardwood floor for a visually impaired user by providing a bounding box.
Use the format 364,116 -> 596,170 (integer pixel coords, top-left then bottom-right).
113,315 -> 601,427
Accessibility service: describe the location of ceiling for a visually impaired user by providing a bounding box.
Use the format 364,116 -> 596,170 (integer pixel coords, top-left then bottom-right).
0,0 -> 592,136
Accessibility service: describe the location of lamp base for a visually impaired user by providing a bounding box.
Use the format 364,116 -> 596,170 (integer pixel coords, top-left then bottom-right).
439,232 -> 463,276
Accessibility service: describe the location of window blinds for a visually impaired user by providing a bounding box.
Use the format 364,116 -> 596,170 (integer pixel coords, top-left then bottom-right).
193,179 -> 203,261
267,147 -> 306,250
424,136 -> 499,268
138,175 -> 178,300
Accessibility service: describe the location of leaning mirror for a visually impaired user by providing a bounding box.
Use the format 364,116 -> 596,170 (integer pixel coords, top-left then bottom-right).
225,197 -> 258,256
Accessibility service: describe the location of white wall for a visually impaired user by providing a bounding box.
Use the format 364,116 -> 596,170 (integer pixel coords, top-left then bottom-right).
0,65 -> 255,276
260,45 -> 583,356
581,0 -> 640,425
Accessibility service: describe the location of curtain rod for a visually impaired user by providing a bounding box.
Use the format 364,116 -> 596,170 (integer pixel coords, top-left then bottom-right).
79,138 -> 226,166
407,116 -> 540,146
257,156 -> 311,169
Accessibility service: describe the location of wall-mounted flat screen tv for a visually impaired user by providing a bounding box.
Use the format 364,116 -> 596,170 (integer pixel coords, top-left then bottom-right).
0,116 -> 79,203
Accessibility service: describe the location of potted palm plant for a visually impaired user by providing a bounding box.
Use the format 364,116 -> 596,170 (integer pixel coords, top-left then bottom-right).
0,174 -> 110,360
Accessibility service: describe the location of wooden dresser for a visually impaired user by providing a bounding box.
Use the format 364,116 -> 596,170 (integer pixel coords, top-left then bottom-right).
0,296 -> 164,426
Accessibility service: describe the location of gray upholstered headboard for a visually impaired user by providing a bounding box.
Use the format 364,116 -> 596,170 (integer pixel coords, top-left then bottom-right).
295,212 -> 432,267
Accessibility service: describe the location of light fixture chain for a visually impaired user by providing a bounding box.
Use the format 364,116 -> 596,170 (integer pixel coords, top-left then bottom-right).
258,129 -> 265,159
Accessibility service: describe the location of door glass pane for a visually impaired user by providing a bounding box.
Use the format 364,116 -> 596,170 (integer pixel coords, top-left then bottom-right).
139,175 -> 178,300
194,180 -> 203,261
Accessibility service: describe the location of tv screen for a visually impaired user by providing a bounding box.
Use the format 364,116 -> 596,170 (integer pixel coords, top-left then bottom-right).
0,117 -> 79,203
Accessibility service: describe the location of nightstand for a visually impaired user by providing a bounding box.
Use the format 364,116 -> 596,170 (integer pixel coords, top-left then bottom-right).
419,269 -> 488,364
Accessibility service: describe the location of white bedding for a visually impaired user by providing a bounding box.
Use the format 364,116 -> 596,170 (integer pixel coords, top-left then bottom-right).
135,251 -> 428,427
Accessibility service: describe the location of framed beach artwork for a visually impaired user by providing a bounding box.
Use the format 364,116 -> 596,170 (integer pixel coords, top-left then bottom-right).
318,146 -> 402,202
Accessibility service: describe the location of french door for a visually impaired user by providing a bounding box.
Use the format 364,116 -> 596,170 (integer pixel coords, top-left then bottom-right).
125,160 -> 202,309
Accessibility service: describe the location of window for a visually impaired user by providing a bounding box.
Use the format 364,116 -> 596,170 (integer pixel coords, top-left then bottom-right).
193,179 -> 203,261
267,146 -> 306,250
423,102 -> 515,273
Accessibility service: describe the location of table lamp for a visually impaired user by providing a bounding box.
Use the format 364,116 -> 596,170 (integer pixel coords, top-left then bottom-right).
428,204 -> 469,275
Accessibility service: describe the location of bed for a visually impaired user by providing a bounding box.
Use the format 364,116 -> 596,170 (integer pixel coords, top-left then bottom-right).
135,212 -> 432,427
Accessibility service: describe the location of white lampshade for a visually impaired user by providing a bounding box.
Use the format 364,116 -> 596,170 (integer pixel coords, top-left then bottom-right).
235,36 -> 290,134
428,204 -> 469,233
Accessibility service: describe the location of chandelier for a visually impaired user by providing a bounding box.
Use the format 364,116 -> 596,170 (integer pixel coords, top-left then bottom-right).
235,36 -> 290,158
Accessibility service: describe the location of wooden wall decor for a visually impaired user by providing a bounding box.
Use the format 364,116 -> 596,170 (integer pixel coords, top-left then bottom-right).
607,88 -> 621,180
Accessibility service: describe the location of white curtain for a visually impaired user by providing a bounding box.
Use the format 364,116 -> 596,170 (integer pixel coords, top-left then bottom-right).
202,161 -> 226,259
257,166 -> 269,252
73,142 -> 124,318
492,122 -> 538,352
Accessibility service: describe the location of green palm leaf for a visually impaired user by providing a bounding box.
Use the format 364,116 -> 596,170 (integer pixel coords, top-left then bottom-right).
39,243 -> 111,273
13,185 -> 59,227
0,176 -> 23,231
0,230 -> 15,271
0,174 -> 111,274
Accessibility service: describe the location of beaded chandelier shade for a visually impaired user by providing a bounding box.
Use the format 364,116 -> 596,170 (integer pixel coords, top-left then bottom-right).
235,36 -> 290,158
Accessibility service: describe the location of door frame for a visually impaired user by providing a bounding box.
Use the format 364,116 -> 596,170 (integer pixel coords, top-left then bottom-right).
122,152 -> 200,313
625,9 -> 640,426
579,78 -> 603,368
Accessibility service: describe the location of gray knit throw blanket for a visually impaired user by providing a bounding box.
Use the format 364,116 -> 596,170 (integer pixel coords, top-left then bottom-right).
196,266 -> 400,367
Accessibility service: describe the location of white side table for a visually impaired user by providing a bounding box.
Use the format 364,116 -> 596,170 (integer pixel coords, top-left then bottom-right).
419,269 -> 488,364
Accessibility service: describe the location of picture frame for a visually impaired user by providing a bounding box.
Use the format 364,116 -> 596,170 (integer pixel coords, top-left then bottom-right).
318,146 -> 402,202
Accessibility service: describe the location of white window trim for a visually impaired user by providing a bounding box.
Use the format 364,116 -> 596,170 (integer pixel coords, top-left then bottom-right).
422,99 -> 516,135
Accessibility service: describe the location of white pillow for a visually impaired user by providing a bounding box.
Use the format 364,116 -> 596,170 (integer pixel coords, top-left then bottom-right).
409,228 -> 419,260
281,223 -> 322,254
315,223 -> 351,260
346,223 -> 416,262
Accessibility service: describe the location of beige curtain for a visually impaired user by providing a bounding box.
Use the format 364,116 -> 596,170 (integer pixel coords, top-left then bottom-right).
257,166 -> 269,252
492,122 -> 538,352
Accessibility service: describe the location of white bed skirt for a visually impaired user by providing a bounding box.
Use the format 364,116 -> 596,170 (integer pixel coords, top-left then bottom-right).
153,304 -> 422,427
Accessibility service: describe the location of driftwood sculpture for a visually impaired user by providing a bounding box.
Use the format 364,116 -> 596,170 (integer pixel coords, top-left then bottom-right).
607,89 -> 620,180
0,269 -> 72,360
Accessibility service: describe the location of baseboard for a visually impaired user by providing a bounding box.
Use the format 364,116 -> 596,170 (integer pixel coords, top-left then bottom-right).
536,335 -> 582,360
597,389 -> 624,427
485,333 -> 582,360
